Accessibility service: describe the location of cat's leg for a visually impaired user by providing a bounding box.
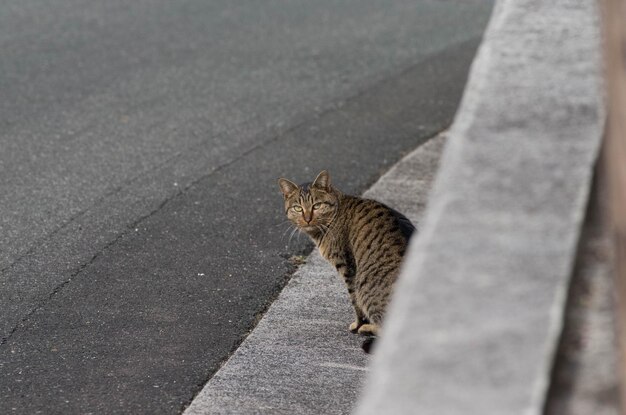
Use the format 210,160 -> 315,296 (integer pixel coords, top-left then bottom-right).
346,284 -> 369,332
349,305 -> 368,332
335,260 -> 367,332
356,270 -> 396,336
357,308 -> 383,336
357,323 -> 379,336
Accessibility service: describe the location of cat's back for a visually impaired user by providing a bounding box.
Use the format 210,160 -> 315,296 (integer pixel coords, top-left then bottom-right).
339,194 -> 415,259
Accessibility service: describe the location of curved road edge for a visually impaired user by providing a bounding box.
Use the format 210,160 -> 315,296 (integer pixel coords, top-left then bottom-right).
356,0 -> 605,414
183,133 -> 448,415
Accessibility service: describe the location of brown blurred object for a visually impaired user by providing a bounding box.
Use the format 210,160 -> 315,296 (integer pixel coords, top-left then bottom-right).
601,0 -> 626,411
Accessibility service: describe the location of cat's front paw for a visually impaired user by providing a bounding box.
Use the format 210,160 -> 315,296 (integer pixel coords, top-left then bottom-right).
357,323 -> 379,336
349,321 -> 361,332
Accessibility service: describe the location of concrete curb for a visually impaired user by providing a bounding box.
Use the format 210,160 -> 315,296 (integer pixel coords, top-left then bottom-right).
355,0 -> 604,414
182,134 -> 447,415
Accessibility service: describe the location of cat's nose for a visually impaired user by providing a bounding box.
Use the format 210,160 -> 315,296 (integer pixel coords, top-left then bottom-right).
303,212 -> 313,223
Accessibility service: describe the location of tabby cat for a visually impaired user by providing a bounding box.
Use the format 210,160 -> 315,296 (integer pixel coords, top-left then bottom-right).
278,170 -> 415,336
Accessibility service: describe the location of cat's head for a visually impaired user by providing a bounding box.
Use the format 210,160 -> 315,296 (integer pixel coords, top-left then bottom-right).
278,170 -> 340,232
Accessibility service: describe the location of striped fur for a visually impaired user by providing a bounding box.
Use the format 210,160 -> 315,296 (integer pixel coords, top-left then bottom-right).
278,170 -> 415,336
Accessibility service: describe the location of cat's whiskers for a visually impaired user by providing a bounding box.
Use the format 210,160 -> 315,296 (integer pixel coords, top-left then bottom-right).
275,220 -> 293,229
280,223 -> 297,240
317,222 -> 338,247
274,219 -> 299,241
287,226 -> 301,246
287,226 -> 297,242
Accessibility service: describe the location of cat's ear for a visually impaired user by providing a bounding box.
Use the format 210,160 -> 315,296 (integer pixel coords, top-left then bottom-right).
278,178 -> 299,198
312,170 -> 331,190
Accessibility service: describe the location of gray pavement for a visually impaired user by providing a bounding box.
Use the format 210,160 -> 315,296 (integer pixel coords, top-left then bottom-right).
0,1 -> 494,413
183,133 -> 447,415
185,0 -> 614,413
356,0 -> 606,414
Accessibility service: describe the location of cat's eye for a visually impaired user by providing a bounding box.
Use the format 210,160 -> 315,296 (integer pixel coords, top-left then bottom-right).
292,205 -> 303,212
312,203 -> 323,210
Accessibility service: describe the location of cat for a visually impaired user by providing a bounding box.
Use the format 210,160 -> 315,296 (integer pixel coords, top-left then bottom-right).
278,170 -> 415,337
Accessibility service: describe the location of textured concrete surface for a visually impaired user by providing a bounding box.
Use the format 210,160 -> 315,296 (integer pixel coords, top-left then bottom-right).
0,1 -> 495,413
356,0 -> 605,414
183,135 -> 447,415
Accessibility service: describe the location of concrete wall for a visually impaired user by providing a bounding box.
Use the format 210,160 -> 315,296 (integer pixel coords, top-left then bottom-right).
355,0 -> 605,414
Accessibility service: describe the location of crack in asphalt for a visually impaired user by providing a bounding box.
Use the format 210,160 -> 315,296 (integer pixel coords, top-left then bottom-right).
0,101 -> 333,347
0,38 -> 478,349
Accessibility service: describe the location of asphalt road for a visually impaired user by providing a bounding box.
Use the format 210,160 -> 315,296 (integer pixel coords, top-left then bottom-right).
0,1 -> 493,413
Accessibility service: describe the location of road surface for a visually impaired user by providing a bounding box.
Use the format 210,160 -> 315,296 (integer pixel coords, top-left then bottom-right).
0,0 -> 493,413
